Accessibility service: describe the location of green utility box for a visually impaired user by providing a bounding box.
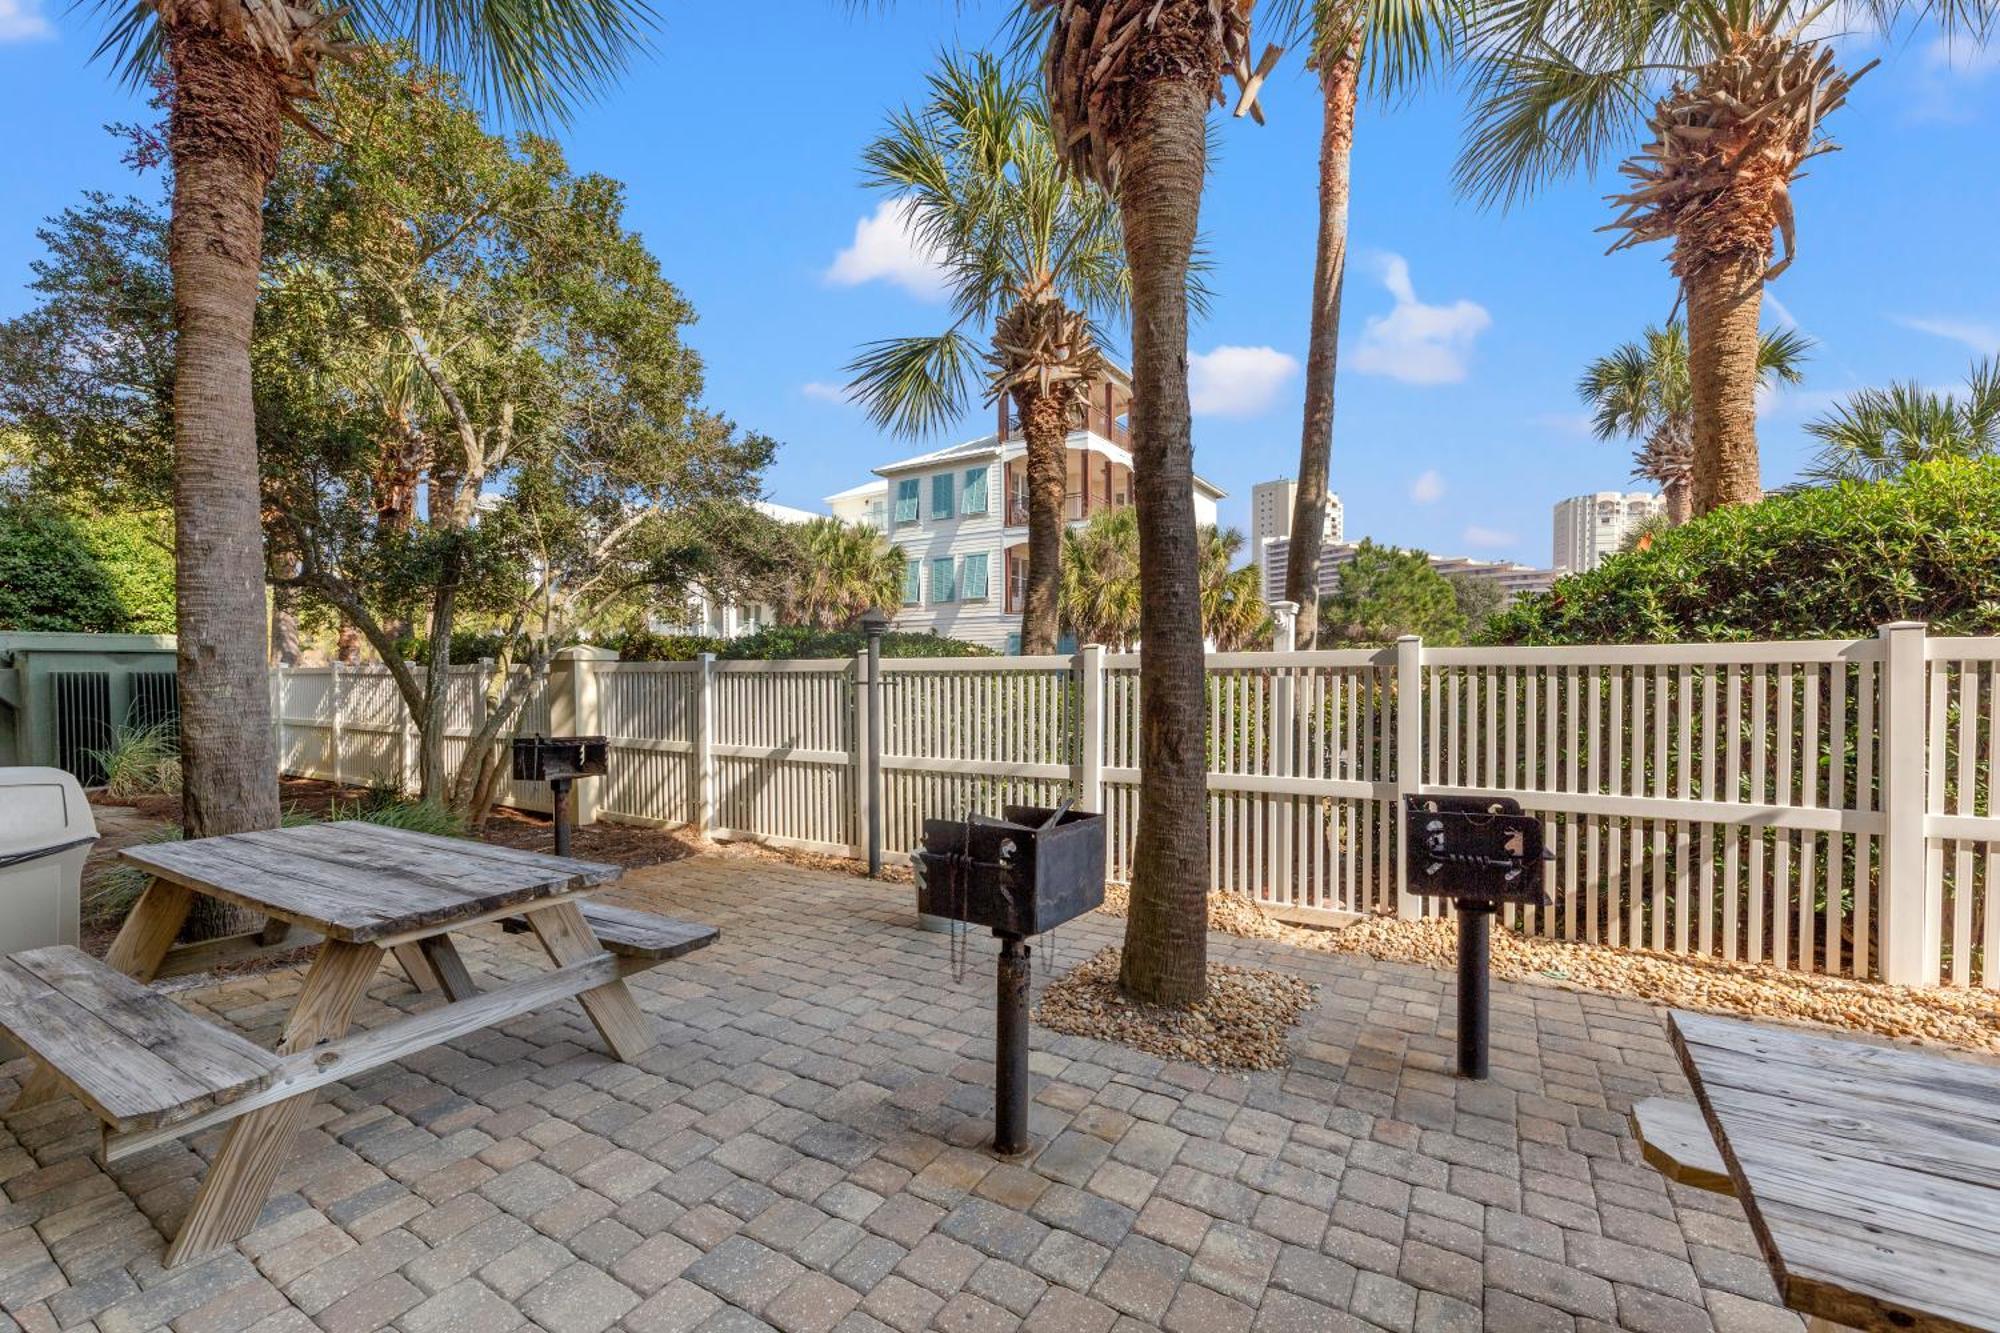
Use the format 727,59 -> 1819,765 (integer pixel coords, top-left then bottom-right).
0,633 -> 179,784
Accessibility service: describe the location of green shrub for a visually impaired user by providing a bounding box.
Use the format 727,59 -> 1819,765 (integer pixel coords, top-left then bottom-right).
1485,458 -> 2000,644
0,503 -> 174,634
331,796 -> 468,837
86,723 -> 180,799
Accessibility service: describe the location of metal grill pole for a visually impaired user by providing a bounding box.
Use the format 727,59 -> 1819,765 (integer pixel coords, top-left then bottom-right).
1457,904 -> 1493,1079
995,933 -> 1031,1156
552,777 -> 573,859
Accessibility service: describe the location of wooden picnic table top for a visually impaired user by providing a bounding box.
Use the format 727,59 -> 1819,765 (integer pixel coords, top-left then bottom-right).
1669,1010 -> 2000,1333
119,821 -> 623,944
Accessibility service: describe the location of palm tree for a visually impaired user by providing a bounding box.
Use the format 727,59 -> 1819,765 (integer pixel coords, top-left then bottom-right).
87,0 -> 653,844
846,52 -> 1125,657
1030,0 -> 1279,1006
1198,525 -> 1271,651
1456,0 -> 1984,515
1286,0 -> 1461,647
1578,321 -> 1808,523
1061,512 -> 1266,650
777,518 -> 907,630
1801,361 -> 2000,484
1060,508 -> 1143,650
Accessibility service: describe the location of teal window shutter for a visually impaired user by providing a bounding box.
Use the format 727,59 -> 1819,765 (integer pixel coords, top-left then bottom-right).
961,467 -> 988,516
931,557 -> 956,603
902,560 -> 920,605
961,552 -> 989,600
895,478 -> 920,525
932,472 -> 955,518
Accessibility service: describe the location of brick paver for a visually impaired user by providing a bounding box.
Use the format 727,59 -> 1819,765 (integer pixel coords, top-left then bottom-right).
0,855 -> 1804,1330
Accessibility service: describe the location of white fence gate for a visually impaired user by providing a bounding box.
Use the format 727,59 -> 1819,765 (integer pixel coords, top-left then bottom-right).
274,624 -> 2000,990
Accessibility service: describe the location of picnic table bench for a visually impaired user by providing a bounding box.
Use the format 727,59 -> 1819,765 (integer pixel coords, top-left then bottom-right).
0,821 -> 716,1267
1639,1011 -> 2000,1333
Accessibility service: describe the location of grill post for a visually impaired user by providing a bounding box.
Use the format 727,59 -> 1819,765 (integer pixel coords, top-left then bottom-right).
860,610 -> 889,878
995,933 -> 1032,1156
551,777 -> 574,859
1456,903 -> 1493,1079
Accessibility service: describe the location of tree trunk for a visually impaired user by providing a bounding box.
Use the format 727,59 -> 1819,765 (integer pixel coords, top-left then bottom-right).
1017,385 -> 1069,655
1117,72 -> 1212,1008
336,622 -> 362,664
270,586 -> 302,666
1663,476 -> 1693,526
165,22 -> 284,936
1287,44 -> 1358,651
1686,254 -> 1765,514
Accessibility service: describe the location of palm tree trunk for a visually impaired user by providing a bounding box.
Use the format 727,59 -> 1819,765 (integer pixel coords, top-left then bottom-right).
1287,44 -> 1358,651
1017,386 -> 1068,655
1117,71 -> 1212,1008
1687,255 -> 1765,513
1663,476 -> 1692,525
166,22 -> 283,935
167,27 -> 282,817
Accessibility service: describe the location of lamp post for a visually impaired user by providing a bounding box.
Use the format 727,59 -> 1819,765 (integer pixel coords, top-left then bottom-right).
859,609 -> 890,877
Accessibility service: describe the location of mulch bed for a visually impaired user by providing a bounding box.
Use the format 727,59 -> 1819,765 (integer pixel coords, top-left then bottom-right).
1036,946 -> 1318,1070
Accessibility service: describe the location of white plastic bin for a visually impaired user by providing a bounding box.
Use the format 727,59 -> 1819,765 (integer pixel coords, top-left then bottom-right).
0,767 -> 97,955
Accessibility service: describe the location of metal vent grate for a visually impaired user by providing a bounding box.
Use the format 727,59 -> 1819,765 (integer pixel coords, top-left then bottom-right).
50,672 -> 113,786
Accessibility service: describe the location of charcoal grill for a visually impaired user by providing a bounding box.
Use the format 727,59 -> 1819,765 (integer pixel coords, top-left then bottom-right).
911,803 -> 1105,1156
1405,794 -> 1552,1079
511,735 -> 607,857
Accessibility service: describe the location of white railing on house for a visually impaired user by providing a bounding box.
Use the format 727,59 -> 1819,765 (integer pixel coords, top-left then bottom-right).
273,623 -> 2000,990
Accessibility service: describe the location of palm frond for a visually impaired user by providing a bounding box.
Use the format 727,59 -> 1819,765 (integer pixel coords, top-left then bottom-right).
1454,40 -> 1653,209
844,331 -> 981,439
84,0 -> 656,122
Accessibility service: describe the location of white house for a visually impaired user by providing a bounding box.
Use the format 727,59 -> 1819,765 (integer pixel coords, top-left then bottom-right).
651,500 -> 819,639
827,369 -> 1223,652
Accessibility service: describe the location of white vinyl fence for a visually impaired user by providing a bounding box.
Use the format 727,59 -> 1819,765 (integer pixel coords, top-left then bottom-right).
274,623 -> 2000,989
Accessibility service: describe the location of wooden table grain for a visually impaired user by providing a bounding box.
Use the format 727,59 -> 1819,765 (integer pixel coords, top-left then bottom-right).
107,822 -> 649,1266
1669,1011 -> 2000,1333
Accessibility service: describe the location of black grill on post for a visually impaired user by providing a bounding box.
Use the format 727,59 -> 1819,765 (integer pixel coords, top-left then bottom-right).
912,803 -> 1105,1157
511,736 -> 607,858
1405,795 -> 1552,1079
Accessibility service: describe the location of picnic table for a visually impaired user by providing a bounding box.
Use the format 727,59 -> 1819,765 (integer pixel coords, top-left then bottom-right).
0,821 -> 715,1267
1666,1010 -> 2000,1333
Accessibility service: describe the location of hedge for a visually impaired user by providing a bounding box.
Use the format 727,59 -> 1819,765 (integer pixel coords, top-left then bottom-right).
0,504 -> 174,634
1485,458 -> 2000,645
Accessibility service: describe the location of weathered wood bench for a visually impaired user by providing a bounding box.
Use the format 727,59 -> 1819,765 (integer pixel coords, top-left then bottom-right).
399,902 -> 717,998
0,946 -> 282,1135
1630,1096 -> 1734,1195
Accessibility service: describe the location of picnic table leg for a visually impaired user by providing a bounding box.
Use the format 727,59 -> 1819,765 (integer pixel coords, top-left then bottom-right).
417,936 -> 480,1001
390,944 -> 439,993
163,939 -> 380,1267
11,878 -> 195,1115
526,902 -> 654,1061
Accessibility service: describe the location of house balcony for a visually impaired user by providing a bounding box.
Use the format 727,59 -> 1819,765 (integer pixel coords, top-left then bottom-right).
1003,450 -> 1133,528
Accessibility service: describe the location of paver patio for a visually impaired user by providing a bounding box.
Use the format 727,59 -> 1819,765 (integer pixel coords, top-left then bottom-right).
0,855 -> 1806,1332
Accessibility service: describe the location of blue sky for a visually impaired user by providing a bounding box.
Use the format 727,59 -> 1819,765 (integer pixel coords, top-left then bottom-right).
3,2 -> 1997,570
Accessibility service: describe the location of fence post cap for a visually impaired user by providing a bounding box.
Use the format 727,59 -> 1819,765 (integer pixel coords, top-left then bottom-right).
554,644 -> 619,662
1877,621 -> 1928,633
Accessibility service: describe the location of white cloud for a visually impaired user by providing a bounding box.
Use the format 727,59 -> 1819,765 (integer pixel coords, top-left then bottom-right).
1894,314 -> 2000,357
1763,291 -> 1800,330
1349,253 -> 1492,385
825,199 -> 950,300
1463,525 -> 1515,549
0,0 -> 53,41
1924,33 -> 2000,76
1533,410 -> 1596,440
1410,469 -> 1445,504
1187,345 -> 1299,416
801,380 -> 855,405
